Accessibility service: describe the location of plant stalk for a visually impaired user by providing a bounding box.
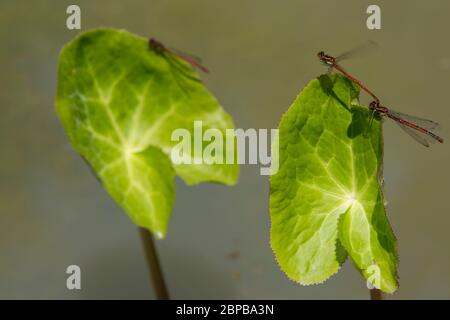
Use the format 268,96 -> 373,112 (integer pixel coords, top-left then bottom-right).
138,227 -> 170,300
370,288 -> 383,300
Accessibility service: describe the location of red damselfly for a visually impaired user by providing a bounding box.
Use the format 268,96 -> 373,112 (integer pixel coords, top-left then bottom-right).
369,101 -> 443,147
318,43 -> 443,146
317,41 -> 380,103
149,38 -> 209,73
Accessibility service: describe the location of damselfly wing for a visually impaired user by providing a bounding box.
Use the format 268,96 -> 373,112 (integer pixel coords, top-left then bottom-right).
149,38 -> 209,73
387,109 -> 443,147
334,40 -> 378,63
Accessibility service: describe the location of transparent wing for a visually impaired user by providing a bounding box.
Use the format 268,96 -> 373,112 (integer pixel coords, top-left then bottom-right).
169,47 -> 203,65
394,120 -> 433,147
335,40 -> 378,62
390,109 -> 442,146
167,47 -> 209,73
388,109 -> 440,131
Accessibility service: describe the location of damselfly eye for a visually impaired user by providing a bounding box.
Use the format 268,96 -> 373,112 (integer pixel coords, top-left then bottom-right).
149,38 -> 165,53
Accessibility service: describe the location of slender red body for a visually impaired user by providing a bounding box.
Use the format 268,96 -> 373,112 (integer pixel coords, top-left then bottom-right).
369,101 -> 444,145
317,51 -> 379,103
317,50 -> 443,146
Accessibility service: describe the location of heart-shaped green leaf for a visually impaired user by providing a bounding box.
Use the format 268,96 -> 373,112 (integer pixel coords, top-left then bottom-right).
270,74 -> 398,293
56,29 -> 238,238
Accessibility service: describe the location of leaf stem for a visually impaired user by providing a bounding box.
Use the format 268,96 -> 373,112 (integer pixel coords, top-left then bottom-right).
138,228 -> 170,300
370,288 -> 383,300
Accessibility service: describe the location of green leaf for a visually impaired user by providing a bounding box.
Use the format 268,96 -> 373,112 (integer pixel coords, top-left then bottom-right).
270,74 -> 398,293
56,28 -> 238,238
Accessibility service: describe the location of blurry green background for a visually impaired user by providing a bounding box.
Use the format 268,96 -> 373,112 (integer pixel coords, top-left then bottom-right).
1,0 -> 449,299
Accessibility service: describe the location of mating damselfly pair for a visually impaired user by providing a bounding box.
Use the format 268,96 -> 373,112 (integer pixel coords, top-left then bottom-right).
318,41 -> 443,147
148,37 -> 443,147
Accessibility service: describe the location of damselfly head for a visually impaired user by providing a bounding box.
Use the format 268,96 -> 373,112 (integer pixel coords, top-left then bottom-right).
369,101 -> 388,115
317,51 -> 335,66
369,101 -> 378,110
149,38 -> 165,52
